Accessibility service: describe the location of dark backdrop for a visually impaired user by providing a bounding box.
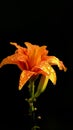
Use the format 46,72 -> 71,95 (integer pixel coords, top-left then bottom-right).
0,2 -> 73,130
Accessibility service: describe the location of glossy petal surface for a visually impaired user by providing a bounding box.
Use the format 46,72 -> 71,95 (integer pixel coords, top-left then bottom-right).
0,42 -> 67,90
19,70 -> 34,90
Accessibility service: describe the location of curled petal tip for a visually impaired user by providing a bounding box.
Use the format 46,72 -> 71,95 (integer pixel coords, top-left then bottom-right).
10,42 -> 18,47
64,67 -> 67,72
59,61 -> 67,72
10,42 -> 13,45
18,86 -> 22,91
10,42 -> 16,46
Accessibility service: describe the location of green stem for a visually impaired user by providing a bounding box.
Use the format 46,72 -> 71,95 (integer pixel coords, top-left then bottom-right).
28,81 -> 35,115
28,80 -> 40,130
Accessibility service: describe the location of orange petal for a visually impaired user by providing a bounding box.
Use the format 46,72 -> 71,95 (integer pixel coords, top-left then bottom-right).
39,63 -> 57,85
47,56 -> 67,71
24,42 -> 39,49
25,42 -> 48,58
24,42 -> 49,68
10,42 -> 24,50
32,61 -> 57,84
24,42 -> 41,68
32,62 -> 51,76
0,54 -> 18,68
0,54 -> 27,70
40,46 -> 48,58
48,66 -> 57,85
15,53 -> 28,70
19,70 -> 34,90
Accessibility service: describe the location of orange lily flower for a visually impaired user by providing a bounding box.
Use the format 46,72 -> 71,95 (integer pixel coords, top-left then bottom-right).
0,42 -> 67,91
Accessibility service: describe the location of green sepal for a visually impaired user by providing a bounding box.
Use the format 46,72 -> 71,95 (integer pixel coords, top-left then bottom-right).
34,75 -> 49,98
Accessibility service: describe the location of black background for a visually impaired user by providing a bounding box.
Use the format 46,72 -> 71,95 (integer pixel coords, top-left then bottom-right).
0,2 -> 73,130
